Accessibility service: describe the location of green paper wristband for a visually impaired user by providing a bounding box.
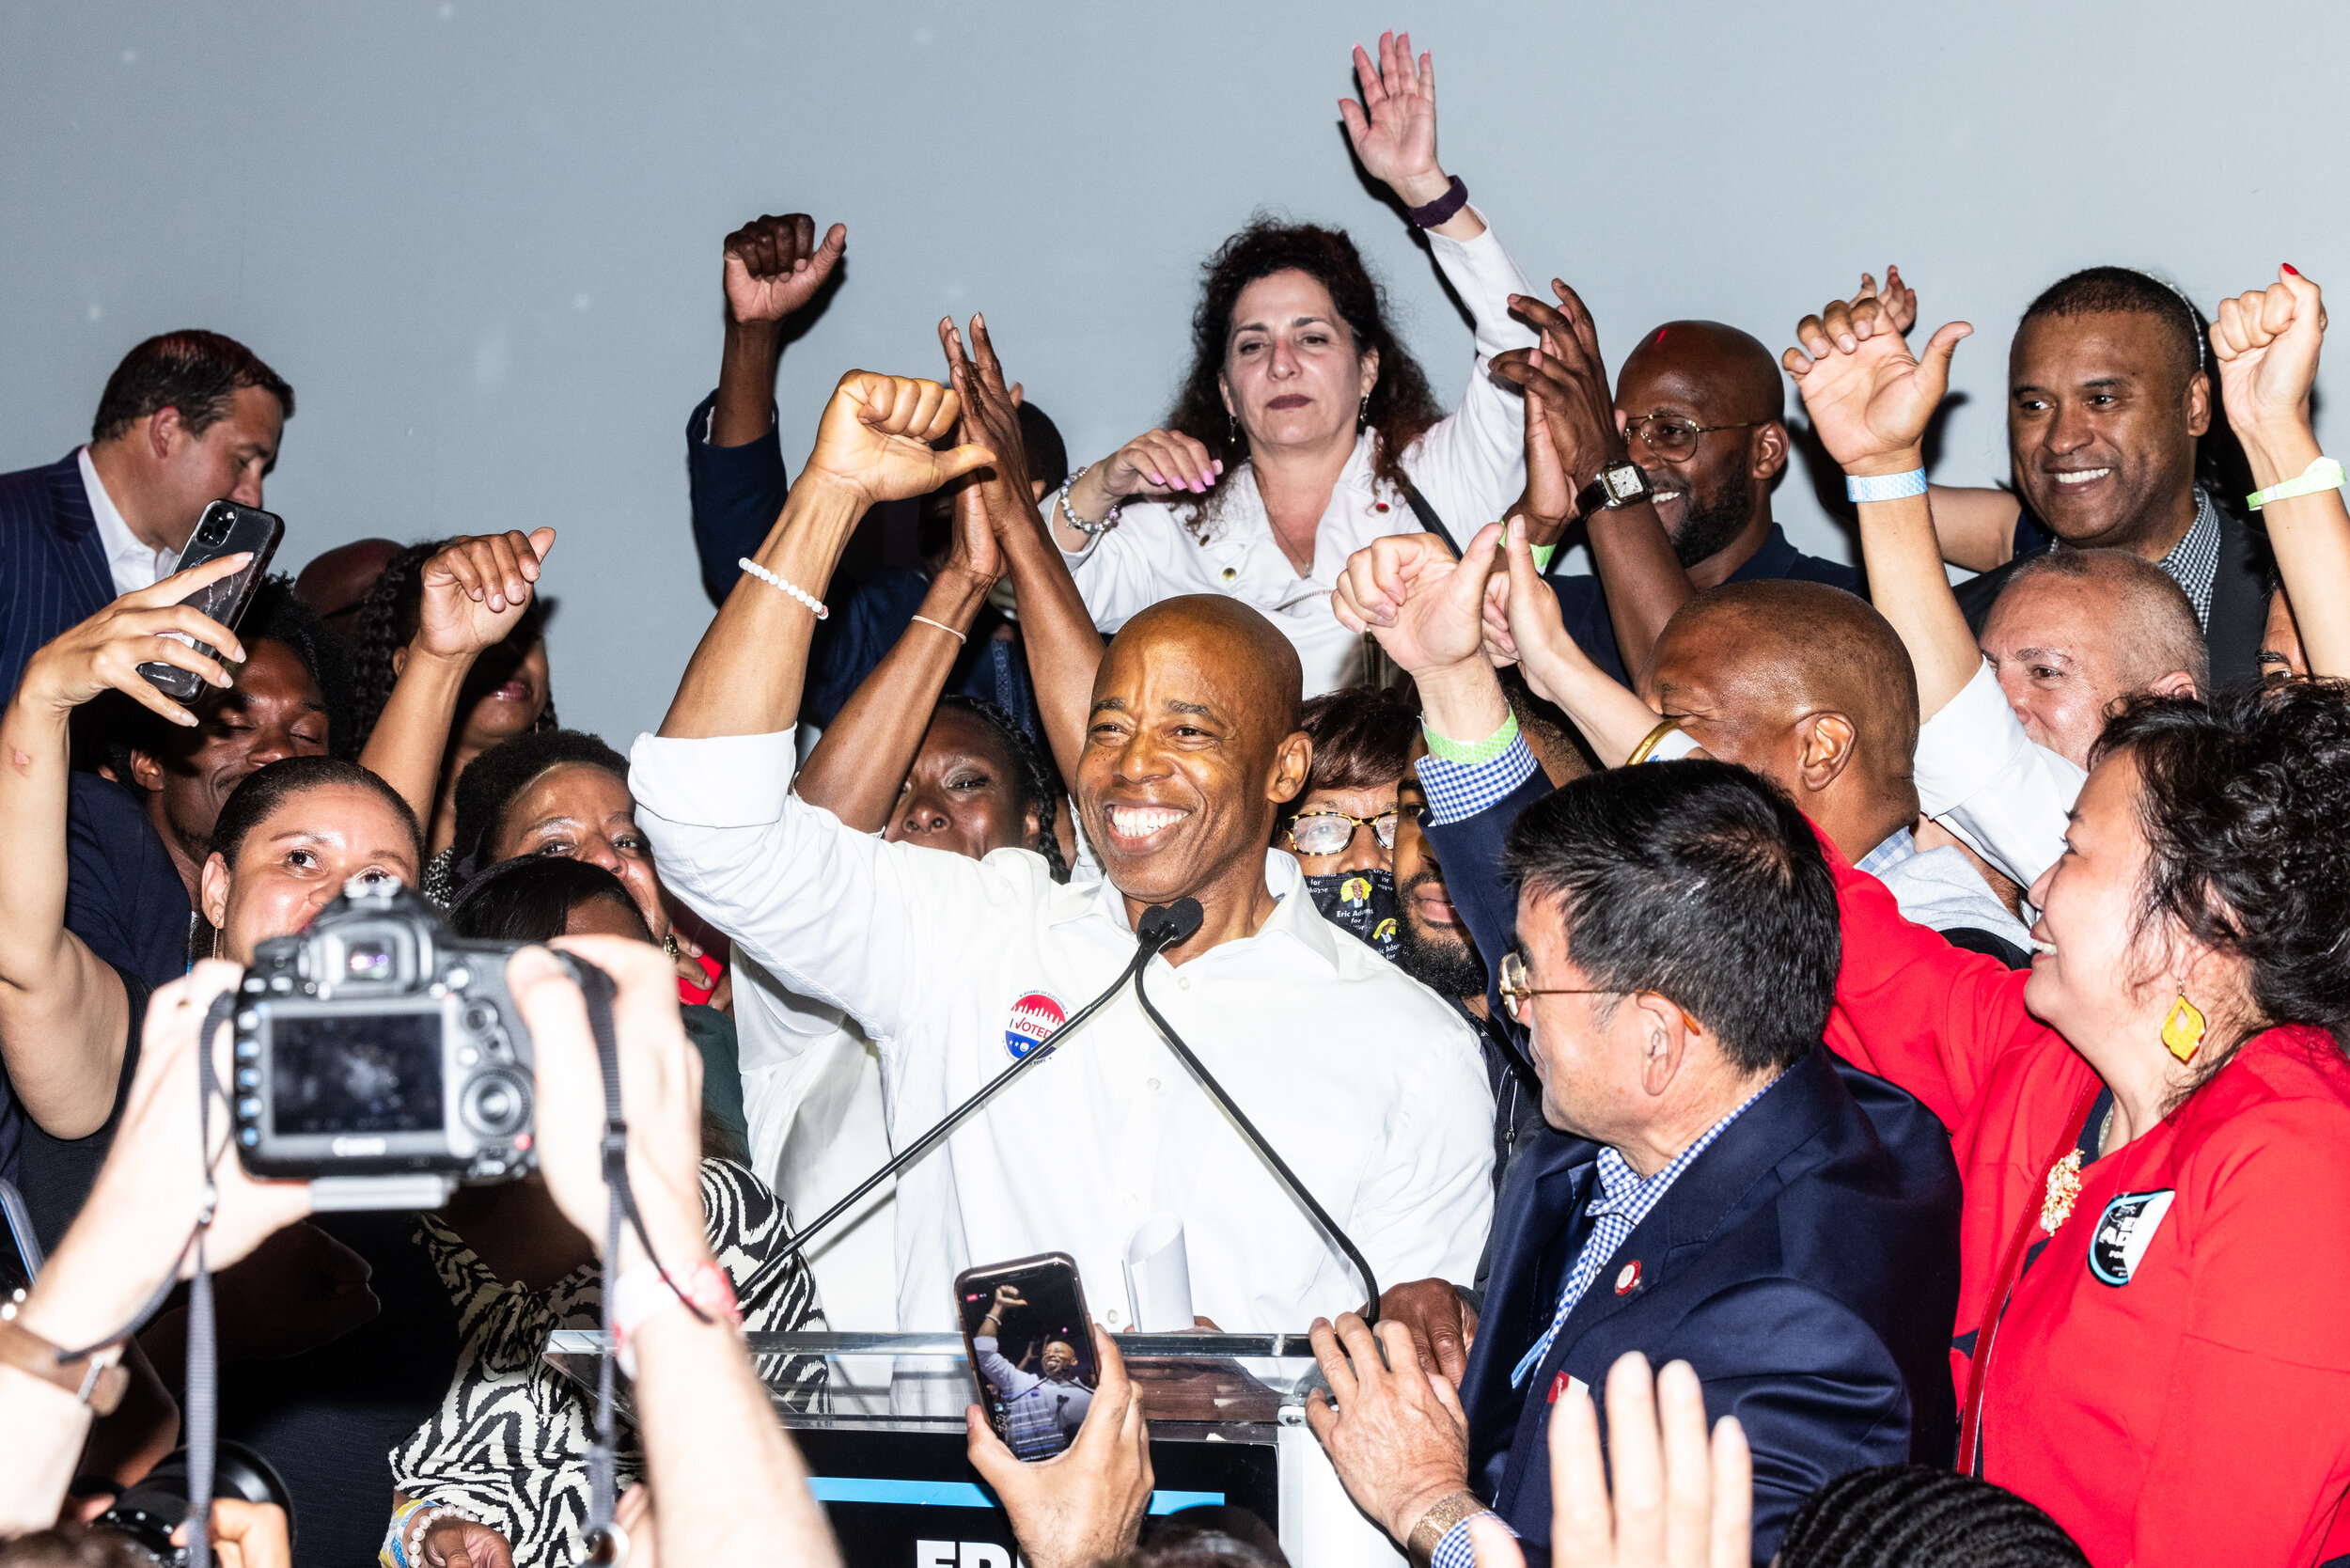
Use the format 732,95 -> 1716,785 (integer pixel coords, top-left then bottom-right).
1423,711 -> 1519,765
2248,456 -> 2344,510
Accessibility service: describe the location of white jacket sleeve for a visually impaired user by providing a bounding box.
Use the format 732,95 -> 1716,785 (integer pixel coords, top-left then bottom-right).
1059,499 -> 1190,634
1398,210 -> 1539,537
1913,662 -> 2086,889
630,729 -> 1031,1043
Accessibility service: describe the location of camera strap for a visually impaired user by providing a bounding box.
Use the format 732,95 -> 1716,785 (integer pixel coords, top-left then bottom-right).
574,962 -> 710,1568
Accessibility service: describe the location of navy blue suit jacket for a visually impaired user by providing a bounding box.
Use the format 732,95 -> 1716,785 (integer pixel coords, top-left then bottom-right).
0,453 -> 114,703
685,392 -> 790,606
1425,771 -> 1961,1563
1546,525 -> 1861,687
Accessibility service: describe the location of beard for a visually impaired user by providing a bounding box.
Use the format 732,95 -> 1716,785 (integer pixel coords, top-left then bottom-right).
1667,469 -> 1755,568
1391,872 -> 1491,1003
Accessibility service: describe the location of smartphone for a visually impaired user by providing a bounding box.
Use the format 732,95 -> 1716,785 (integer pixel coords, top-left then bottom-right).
0,1179 -> 42,1306
955,1251 -> 1096,1461
137,499 -> 285,701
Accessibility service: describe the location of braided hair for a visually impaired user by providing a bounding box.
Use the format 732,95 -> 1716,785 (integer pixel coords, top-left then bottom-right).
1776,1466 -> 2088,1568
935,695 -> 1068,883
347,539 -> 556,753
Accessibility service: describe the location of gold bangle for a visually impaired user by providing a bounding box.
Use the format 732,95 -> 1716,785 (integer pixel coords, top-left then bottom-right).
1623,717 -> 1684,767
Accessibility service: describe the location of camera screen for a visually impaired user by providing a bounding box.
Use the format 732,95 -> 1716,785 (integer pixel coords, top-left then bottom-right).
957,1258 -> 1096,1461
270,1011 -> 444,1136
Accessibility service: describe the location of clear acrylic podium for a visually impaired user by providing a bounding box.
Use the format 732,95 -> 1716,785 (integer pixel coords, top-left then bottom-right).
545,1329 -> 1403,1568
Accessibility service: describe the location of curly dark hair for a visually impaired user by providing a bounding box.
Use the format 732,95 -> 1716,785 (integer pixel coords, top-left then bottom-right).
1164,217 -> 1444,539
1777,1465 -> 2088,1567
935,695 -> 1068,884
2092,679 -> 2350,1077
347,539 -> 556,752
446,728 -> 631,890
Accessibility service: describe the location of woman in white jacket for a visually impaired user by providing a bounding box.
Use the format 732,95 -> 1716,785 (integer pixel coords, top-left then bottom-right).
1048,30 -> 1536,696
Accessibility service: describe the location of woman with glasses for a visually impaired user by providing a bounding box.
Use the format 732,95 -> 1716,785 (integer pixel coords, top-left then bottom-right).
1280,684 -> 1417,959
1043,31 -> 1537,698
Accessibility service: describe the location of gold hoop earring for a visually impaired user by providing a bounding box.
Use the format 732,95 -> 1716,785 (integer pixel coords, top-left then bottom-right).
2160,991 -> 2207,1064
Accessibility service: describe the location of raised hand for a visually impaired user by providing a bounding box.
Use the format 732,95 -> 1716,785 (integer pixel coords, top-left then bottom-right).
1860,265 -> 1917,337
17,555 -> 249,728
939,314 -> 1040,543
967,1326 -> 1152,1568
992,1283 -> 1029,1313
801,370 -> 994,508
1341,30 -> 1449,208
1098,427 -> 1222,499
2213,265 -> 2326,440
1543,1354 -> 1752,1568
417,1515 -> 515,1568
1334,530 -> 1491,678
1493,281 -> 1624,493
723,213 -> 847,326
1784,288 -> 1971,476
412,529 -> 556,661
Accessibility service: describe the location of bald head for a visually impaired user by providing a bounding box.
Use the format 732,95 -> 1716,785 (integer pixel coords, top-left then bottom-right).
1080,595 -> 1310,913
1620,321 -> 1785,427
1641,581 -> 1919,858
295,538 -> 403,642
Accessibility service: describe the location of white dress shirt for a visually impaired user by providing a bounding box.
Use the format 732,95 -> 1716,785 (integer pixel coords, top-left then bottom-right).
1059,213 -> 1537,697
633,729 -> 1496,1336
78,446 -> 175,595
1913,660 -> 2086,891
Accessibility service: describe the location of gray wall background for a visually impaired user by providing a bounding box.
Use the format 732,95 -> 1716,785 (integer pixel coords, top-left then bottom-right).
6,1 -> 2345,744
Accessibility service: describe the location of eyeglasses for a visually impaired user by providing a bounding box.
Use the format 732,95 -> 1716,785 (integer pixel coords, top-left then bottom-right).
1287,809 -> 1398,858
1622,414 -> 1762,463
1497,950 -> 1621,1023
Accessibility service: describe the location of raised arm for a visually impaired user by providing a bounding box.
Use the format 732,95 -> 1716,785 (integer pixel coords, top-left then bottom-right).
1341,30 -> 1481,243
356,529 -> 555,825
947,315 -> 1104,785
2212,265 -> 2350,677
1495,282 -> 1694,676
663,373 -> 994,741
1784,285 -> 1982,718
0,560 -> 250,1137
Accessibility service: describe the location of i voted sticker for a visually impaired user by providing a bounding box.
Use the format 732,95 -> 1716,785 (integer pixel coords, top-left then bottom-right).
1004,991 -> 1066,1061
2088,1189 -> 2177,1286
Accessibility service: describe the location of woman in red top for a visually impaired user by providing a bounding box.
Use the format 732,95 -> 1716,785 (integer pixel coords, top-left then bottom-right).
1823,680 -> 2350,1564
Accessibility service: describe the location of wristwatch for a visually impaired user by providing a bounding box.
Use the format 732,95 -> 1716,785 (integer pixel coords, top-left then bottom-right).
1405,1490 -> 1492,1568
1573,459 -> 1653,518
0,1313 -> 128,1415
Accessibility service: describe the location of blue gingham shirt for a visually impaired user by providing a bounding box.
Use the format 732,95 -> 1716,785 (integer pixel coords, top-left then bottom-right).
1853,826 -> 1917,880
1416,731 -> 1539,825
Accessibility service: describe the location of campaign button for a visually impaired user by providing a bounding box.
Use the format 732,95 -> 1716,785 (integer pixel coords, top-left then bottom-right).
1615,1260 -> 1641,1295
1004,990 -> 1067,1061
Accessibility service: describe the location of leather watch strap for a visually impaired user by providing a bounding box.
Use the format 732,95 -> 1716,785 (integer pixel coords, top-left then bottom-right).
0,1316 -> 128,1415
1405,1489 -> 1490,1568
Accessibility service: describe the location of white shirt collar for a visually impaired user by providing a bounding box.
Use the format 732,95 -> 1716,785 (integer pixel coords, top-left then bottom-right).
77,446 -> 176,596
1065,848 -> 1345,974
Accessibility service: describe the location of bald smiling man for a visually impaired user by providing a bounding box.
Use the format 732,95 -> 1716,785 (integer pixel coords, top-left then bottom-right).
1548,321 -> 1862,686
634,371 -> 1494,1342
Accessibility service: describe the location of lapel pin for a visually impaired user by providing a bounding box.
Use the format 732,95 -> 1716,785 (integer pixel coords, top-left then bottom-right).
1615,1260 -> 1642,1295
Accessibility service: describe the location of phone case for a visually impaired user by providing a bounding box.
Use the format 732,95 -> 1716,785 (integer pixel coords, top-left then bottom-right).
138,500 -> 286,701
954,1251 -> 1092,1460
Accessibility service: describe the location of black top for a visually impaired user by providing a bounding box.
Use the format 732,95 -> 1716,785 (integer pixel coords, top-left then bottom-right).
1545,525 -> 1864,686
19,964 -> 149,1252
65,772 -> 191,988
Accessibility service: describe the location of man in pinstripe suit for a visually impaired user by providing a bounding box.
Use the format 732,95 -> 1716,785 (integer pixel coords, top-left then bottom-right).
1,329 -> 292,700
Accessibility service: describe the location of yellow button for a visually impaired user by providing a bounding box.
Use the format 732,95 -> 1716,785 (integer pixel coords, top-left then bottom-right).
1220,567 -> 1237,582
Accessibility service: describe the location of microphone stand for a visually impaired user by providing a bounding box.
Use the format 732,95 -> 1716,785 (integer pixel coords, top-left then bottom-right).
1132,901 -> 1383,1325
772,903 -> 1197,1268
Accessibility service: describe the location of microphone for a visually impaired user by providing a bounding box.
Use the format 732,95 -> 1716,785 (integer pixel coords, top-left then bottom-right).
1132,897 -> 1383,1325
773,899 -> 1201,1267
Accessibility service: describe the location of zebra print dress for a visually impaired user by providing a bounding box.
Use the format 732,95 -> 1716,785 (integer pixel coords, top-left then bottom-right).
387,1158 -> 828,1567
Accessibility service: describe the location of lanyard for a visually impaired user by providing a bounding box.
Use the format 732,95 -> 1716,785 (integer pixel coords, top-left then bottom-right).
1956,1077 -> 2100,1476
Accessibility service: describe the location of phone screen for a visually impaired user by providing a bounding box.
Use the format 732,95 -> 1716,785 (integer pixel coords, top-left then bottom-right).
0,1181 -> 42,1304
955,1253 -> 1095,1461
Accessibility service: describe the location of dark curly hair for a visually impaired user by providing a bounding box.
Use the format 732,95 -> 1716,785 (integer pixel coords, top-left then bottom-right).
1777,1465 -> 2088,1567
446,728 -> 631,890
1164,217 -> 1443,540
2092,679 -> 2350,1079
934,696 -> 1068,884
347,539 -> 556,752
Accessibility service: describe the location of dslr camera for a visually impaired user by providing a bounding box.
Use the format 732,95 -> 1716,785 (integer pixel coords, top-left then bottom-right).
232,879 -> 538,1210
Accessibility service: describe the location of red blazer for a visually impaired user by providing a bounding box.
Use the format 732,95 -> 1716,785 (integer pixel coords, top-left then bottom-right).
1822,845 -> 2350,1566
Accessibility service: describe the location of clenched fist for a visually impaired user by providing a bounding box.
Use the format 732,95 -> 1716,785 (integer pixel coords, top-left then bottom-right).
802,371 -> 995,510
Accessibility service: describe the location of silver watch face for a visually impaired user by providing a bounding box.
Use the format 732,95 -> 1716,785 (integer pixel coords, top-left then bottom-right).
1604,464 -> 1648,501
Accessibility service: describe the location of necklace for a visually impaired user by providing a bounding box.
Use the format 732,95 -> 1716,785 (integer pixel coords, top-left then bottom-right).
2042,1105 -> 2119,1233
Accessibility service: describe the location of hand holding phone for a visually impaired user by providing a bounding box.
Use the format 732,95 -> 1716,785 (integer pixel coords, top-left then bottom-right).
956,1252 -> 1097,1462
137,500 -> 285,701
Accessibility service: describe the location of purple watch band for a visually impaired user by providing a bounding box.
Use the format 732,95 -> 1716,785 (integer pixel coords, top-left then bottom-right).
1405,175 -> 1469,228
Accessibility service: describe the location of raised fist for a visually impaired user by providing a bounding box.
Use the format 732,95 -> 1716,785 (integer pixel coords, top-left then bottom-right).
802,371 -> 995,507
723,212 -> 847,326
2213,264 -> 2326,439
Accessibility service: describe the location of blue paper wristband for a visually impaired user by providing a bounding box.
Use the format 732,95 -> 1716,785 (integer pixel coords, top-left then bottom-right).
1845,469 -> 1928,503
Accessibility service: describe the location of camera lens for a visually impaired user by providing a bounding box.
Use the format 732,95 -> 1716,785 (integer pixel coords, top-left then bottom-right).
346,940 -> 395,980
462,1071 -> 532,1137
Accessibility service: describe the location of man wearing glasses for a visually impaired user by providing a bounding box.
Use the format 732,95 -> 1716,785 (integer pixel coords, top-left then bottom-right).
1313,544 -> 1961,1565
1511,311 -> 1863,687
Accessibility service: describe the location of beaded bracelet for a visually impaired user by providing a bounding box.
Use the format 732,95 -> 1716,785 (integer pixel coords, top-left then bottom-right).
737,557 -> 828,619
1053,464 -> 1121,537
